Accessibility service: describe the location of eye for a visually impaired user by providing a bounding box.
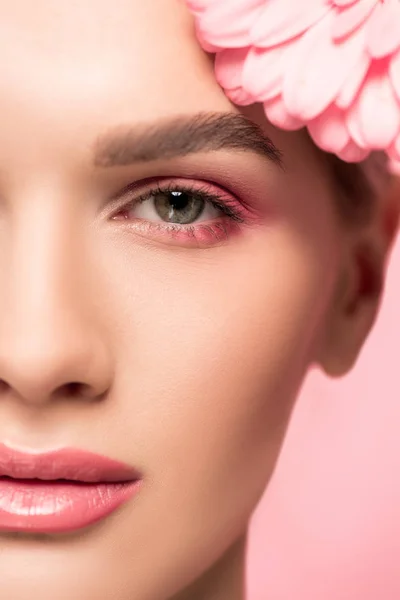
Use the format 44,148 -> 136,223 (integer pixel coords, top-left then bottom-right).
110,179 -> 249,248
125,188 -> 222,225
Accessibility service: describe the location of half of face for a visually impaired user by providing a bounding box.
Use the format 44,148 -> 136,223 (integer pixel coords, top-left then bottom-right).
0,1 -> 395,600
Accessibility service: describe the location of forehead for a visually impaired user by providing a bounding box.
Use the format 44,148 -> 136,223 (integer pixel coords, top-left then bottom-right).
0,0 -> 230,139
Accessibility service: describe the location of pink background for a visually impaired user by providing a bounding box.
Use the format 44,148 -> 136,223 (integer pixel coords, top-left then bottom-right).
247,233 -> 400,599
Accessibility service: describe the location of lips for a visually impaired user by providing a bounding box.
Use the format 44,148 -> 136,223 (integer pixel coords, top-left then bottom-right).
0,443 -> 142,534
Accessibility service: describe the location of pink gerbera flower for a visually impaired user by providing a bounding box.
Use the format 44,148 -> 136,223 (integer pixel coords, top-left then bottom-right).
186,0 -> 400,163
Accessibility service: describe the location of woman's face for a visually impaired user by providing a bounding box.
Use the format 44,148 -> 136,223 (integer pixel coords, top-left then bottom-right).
0,1 -> 365,599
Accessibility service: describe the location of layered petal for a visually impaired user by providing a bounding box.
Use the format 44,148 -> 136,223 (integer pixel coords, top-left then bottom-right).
333,0 -> 359,7
389,158 -> 400,174
332,0 -> 377,40
250,0 -> 330,48
389,48 -> 400,102
389,136 -> 400,164
195,0 -> 264,48
241,43 -> 290,101
215,47 -> 255,104
335,52 -> 371,109
263,96 -> 303,131
351,67 -> 400,148
186,0 -> 220,16
283,13 -> 366,120
308,105 -> 350,153
366,0 -> 400,59
337,140 -> 370,162
187,0 -> 400,164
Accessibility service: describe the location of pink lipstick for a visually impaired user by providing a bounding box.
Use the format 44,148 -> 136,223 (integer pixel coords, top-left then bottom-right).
0,443 -> 142,533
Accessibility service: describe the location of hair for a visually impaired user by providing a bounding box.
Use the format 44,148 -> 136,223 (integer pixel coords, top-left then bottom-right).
319,151 -> 391,228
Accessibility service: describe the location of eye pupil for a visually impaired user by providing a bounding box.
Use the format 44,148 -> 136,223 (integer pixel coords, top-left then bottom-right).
154,191 -> 205,224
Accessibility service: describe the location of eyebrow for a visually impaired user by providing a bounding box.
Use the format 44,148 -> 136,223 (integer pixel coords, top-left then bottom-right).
92,112 -> 283,168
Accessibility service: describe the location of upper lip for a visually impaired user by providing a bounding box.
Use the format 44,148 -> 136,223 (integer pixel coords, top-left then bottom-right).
0,443 -> 141,483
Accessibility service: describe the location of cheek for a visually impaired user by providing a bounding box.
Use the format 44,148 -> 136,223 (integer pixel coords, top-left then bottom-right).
81,222 -> 340,594
98,223 -> 339,476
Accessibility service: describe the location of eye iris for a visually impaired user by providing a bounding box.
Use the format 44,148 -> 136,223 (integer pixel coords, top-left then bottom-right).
154,191 -> 205,224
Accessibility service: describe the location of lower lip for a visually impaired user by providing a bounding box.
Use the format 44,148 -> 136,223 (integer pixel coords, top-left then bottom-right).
0,477 -> 142,533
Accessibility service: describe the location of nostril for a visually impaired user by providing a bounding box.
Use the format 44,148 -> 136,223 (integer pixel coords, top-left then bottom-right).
58,382 -> 86,397
0,379 -> 103,403
56,381 -> 102,400
0,380 -> 9,393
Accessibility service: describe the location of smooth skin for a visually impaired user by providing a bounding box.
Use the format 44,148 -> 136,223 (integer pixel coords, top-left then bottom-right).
0,1 -> 397,599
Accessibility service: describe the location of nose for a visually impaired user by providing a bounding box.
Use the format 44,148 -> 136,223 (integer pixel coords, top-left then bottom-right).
0,203 -> 113,406
0,326 -> 112,405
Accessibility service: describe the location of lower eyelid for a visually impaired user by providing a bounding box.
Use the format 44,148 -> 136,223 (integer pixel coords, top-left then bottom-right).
130,218 -> 239,248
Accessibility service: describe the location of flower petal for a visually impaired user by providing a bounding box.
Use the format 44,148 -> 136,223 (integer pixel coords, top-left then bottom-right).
196,0 -> 264,48
337,140 -> 370,162
390,134 -> 400,162
187,0 -> 400,165
308,105 -> 350,153
389,47 -> 400,102
335,52 -> 371,109
242,43 -> 290,102
193,22 -> 221,52
264,96 -> 304,131
215,47 -> 249,90
250,0 -> 330,48
225,87 -> 254,105
346,98 -> 368,148
186,0 -> 220,17
333,0 -> 359,7
349,67 -> 400,149
366,0 -> 400,59
331,0 -> 377,40
215,48 -> 254,106
388,157 -> 400,174
214,48 -> 255,104
283,12 -> 366,120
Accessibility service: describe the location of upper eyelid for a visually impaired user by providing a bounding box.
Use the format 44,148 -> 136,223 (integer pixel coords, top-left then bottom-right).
116,178 -> 233,205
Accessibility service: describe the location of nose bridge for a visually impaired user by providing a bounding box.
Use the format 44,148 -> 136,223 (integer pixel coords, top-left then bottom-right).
0,187 -> 112,403
5,186 -> 83,320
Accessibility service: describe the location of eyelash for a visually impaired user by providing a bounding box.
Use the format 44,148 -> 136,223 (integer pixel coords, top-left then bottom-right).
112,179 -> 248,247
